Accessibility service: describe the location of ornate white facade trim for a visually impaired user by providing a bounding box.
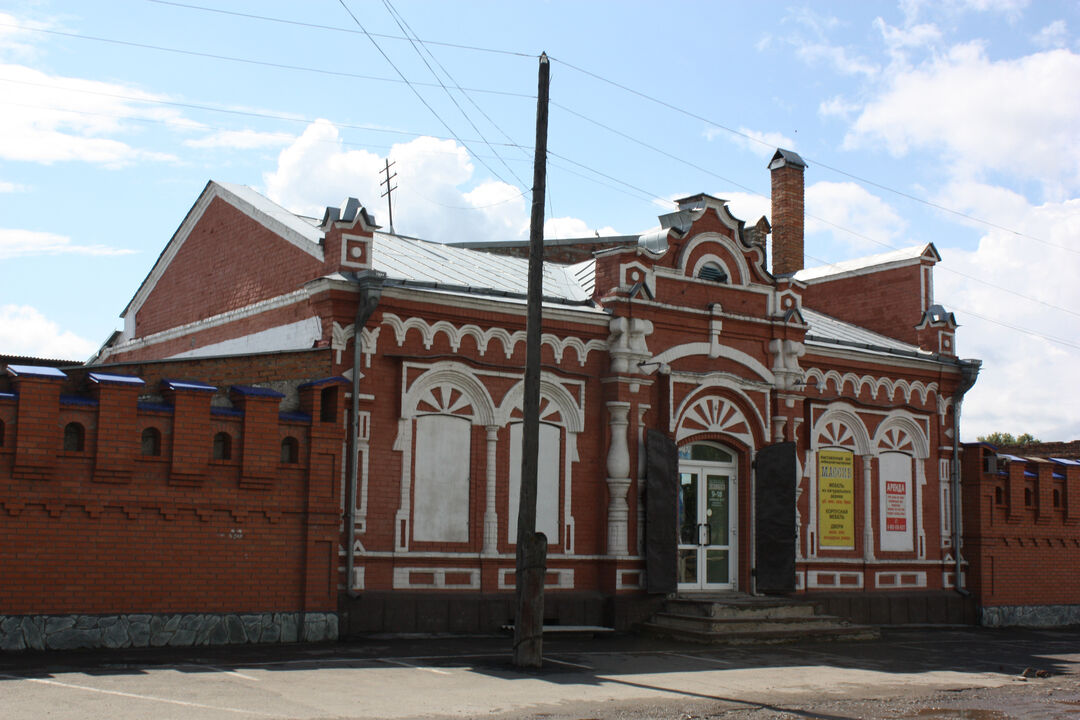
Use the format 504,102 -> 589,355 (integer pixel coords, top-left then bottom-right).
381,312 -> 605,367
804,367 -> 939,406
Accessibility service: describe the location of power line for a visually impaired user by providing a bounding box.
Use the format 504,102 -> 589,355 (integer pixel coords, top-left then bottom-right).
145,0 -> 534,58
803,254 -> 1080,353
547,54 -> 1069,255
335,0 -> 511,186
108,5 -> 1065,254
379,0 -> 527,187
0,21 -> 534,101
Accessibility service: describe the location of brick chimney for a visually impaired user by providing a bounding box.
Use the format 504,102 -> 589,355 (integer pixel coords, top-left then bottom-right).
769,149 -> 807,276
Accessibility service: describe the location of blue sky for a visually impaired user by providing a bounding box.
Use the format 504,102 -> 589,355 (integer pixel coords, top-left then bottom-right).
1,0 -> 1078,441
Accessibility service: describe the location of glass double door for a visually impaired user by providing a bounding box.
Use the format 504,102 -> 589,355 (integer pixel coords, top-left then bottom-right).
678,464 -> 737,590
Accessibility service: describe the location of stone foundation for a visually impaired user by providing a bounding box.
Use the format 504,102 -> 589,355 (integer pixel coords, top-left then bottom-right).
0,612 -> 338,652
980,605 -> 1080,627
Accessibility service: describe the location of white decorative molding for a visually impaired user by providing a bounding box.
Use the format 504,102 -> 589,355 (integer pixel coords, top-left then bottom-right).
875,571 -> 927,589
494,375 -> 586,433
804,368 -> 939,406
381,312 -> 605,367
607,316 -> 653,373
807,571 -> 864,589
675,232 -> 751,285
105,290 -> 310,358
769,338 -> 806,392
355,409 -> 371,534
498,567 -> 574,590
677,396 -> 754,446
671,379 -> 767,446
400,361 -> 496,426
605,401 -> 632,557
331,322 -> 381,366
616,569 -> 644,590
483,425 -> 499,556
393,567 -> 481,590
650,342 -> 775,384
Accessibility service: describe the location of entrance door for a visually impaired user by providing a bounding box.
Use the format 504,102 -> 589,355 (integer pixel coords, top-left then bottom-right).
677,443 -> 737,591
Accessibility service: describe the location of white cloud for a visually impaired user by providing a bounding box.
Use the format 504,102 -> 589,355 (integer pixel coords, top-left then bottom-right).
712,127 -> 796,158
795,42 -> 879,77
0,62 -> 183,166
818,96 -> 860,121
543,216 -> 619,240
844,45 -> 1080,196
184,129 -> 295,150
0,305 -> 97,360
265,120 -> 606,244
718,192 -> 771,228
934,184 -> 1080,440
0,180 -> 25,192
781,8 -> 879,77
1032,20 -> 1068,49
0,228 -> 135,259
805,181 -> 906,254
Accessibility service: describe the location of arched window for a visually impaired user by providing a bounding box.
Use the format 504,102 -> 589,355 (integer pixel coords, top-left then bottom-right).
141,427 -> 161,456
213,432 -> 232,460
280,436 -> 299,464
697,261 -> 728,284
63,422 -> 85,452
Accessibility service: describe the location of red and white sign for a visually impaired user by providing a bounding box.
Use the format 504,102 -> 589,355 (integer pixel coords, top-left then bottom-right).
885,481 -> 907,532
879,454 -> 914,552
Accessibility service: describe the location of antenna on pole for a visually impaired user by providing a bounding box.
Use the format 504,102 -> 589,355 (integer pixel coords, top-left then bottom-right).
379,158 -> 397,234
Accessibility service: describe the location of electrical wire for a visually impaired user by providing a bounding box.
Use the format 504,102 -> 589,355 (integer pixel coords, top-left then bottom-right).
335,0 -> 511,187
0,21 -> 534,100
145,0 -> 534,58
379,0 -> 527,187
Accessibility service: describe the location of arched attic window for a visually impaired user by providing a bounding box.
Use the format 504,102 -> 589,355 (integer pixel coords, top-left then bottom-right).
698,262 -> 728,284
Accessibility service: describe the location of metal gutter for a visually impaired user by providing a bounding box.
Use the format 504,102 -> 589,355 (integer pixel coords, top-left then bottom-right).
346,270 -> 385,600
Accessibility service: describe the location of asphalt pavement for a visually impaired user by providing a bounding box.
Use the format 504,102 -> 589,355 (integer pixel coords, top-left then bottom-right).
1,626 -> 1079,719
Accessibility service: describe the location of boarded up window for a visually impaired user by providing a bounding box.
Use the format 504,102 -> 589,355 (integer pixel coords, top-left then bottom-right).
413,415 -> 471,543
508,422 -> 560,545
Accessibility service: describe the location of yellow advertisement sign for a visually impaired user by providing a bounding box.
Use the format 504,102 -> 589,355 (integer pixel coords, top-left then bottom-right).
818,449 -> 855,548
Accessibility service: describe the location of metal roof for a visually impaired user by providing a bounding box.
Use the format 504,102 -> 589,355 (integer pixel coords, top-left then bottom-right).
214,182 -> 323,246
371,232 -> 592,304
802,308 -> 933,359
794,244 -> 939,283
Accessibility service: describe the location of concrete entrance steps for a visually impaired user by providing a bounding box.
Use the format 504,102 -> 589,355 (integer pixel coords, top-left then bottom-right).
640,593 -> 879,644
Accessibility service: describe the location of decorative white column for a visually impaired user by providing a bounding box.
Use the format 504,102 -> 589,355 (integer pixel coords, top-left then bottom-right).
606,401 -> 632,557
863,454 -> 875,561
482,425 -> 499,555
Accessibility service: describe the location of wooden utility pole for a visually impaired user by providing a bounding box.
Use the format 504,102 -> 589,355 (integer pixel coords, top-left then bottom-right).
513,52 -> 549,669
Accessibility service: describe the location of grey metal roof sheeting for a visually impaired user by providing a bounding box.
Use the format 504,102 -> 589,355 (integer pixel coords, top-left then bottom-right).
802,307 -> 933,359
371,232 -> 592,304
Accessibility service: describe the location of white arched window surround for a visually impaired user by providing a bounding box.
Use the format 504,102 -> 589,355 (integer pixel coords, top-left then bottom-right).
496,374 -> 584,554
394,362 -> 497,552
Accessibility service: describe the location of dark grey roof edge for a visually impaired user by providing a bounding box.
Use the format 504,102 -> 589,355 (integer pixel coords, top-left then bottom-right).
447,235 -> 638,250
382,277 -> 597,308
805,333 -> 963,365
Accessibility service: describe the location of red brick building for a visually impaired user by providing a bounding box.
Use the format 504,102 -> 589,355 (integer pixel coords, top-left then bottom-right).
2,150 -> 992,648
